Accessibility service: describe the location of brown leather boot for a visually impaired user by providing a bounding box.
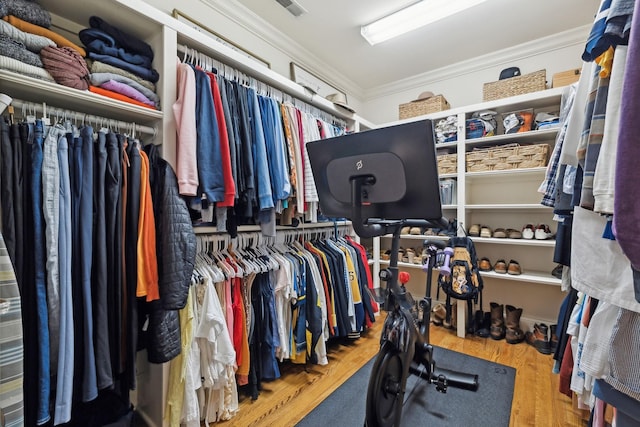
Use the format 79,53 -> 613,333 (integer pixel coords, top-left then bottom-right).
490,302 -> 505,340
549,324 -> 559,353
505,305 -> 525,344
525,323 -> 551,354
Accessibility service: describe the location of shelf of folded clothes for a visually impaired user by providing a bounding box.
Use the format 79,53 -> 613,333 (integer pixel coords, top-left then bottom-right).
0,68 -> 162,123
0,2 -> 162,121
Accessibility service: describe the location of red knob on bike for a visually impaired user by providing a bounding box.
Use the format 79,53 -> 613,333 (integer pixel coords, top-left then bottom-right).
399,271 -> 411,284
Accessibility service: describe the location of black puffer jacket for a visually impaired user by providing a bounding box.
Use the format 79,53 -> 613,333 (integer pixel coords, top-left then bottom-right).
144,144 -> 196,363
146,144 -> 196,309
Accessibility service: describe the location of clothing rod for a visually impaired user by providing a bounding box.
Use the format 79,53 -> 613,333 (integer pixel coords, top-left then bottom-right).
177,43 -> 347,126
9,99 -> 157,137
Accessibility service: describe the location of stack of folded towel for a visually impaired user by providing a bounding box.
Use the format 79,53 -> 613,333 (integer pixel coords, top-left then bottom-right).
80,16 -> 160,109
0,0 -> 88,86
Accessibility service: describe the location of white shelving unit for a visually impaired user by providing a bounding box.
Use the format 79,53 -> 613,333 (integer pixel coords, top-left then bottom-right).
370,86 -> 569,337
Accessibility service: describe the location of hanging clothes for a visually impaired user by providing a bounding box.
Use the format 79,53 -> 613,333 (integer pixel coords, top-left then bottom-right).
173,53 -> 346,235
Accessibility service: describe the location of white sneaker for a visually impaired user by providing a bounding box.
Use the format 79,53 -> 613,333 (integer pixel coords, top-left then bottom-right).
522,224 -> 535,239
535,224 -> 552,240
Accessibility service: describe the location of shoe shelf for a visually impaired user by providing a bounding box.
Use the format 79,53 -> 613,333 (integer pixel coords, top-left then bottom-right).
371,87 -> 568,336
379,259 -> 426,269
480,270 -> 561,286
471,237 -> 556,247
381,234 -> 450,241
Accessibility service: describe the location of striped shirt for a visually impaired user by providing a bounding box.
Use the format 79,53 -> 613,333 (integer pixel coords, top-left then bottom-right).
0,233 -> 23,427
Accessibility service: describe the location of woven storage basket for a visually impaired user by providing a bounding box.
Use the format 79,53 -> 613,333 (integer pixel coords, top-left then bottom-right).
437,153 -> 457,175
399,95 -> 450,119
465,143 -> 549,172
482,70 -> 547,102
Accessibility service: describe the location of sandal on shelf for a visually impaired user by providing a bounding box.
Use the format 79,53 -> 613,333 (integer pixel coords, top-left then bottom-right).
479,257 -> 492,271
507,228 -> 522,239
494,259 -> 507,274
507,260 -> 522,275
468,224 -> 481,236
493,228 -> 507,238
480,226 -> 493,238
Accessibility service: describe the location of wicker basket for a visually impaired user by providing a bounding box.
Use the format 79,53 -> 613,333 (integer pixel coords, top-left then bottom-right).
399,95 -> 450,119
465,143 -> 549,172
437,153 -> 458,175
482,70 -> 547,102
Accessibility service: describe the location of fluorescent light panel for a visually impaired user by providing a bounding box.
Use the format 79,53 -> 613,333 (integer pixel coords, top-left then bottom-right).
361,0 -> 488,45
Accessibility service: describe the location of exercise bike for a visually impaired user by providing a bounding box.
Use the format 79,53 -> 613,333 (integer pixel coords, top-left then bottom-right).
349,177 -> 479,427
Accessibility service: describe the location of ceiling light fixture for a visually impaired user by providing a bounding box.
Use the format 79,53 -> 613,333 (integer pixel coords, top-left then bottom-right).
361,0 -> 489,46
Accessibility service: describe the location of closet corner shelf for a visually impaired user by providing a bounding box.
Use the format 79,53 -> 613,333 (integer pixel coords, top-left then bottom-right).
470,236 -> 556,247
0,69 -> 163,124
465,203 -> 551,210
465,128 -> 559,148
435,141 -> 458,150
480,270 -> 561,286
442,204 -> 457,210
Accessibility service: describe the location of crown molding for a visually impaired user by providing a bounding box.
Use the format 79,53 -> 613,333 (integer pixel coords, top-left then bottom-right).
201,0 -> 366,100
365,24 -> 591,101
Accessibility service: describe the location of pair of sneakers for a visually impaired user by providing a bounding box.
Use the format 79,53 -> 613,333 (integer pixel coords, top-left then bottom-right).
522,224 -> 554,240
468,224 -> 493,238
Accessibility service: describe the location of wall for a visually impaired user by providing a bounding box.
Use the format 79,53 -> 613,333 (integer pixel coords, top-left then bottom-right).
140,0 -> 366,114
362,26 -> 590,125
141,0 -> 589,127
140,0 -> 590,127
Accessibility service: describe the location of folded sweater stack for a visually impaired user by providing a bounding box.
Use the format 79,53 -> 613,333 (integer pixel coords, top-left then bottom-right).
80,16 -> 160,109
0,0 -> 54,81
0,0 -> 90,87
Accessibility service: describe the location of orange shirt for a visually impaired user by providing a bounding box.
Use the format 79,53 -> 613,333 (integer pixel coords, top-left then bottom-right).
136,148 -> 159,301
3,15 -> 86,57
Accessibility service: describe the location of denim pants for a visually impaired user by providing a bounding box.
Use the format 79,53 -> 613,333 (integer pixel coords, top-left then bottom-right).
42,124 -> 64,372
55,132 -> 74,425
79,126 -> 97,402
105,132 -> 122,374
93,131 -> 113,390
32,120 -> 51,425
10,124 -> 23,290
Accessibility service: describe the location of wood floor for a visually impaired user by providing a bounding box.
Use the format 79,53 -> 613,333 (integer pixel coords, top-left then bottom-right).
222,315 -> 588,427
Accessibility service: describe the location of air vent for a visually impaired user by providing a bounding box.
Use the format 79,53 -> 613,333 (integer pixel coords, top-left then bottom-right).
275,0 -> 307,17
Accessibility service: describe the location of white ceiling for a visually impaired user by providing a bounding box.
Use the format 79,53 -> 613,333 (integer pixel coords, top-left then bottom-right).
235,0 -> 599,94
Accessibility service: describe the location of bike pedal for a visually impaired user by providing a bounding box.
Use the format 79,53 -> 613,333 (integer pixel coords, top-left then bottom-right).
435,374 -> 448,393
